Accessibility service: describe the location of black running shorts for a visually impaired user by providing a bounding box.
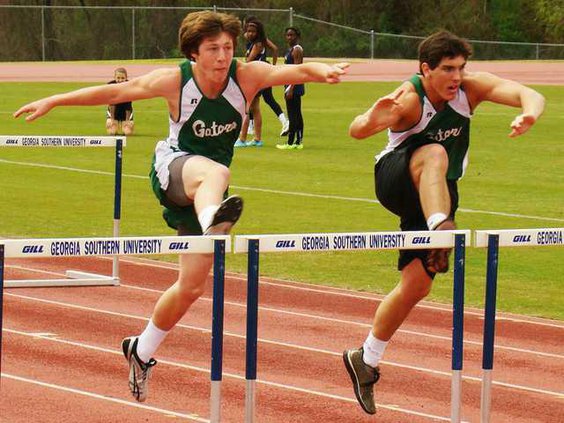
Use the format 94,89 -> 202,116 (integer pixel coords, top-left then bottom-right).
374,145 -> 458,275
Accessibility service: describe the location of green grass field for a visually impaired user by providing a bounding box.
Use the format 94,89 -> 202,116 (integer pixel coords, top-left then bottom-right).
1,79 -> 562,320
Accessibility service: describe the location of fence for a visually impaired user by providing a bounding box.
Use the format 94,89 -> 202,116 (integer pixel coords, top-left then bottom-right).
1,5 -> 563,61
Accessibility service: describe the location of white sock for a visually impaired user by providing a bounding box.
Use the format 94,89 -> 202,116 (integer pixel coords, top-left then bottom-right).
278,113 -> 288,124
362,331 -> 388,368
198,205 -> 219,231
137,319 -> 169,363
427,212 -> 448,230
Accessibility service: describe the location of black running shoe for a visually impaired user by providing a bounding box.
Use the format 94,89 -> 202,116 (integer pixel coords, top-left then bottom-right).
343,347 -> 380,415
203,195 -> 244,235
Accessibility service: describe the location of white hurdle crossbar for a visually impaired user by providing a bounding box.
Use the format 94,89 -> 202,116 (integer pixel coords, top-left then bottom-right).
1,135 -> 126,287
0,234 -> 230,418
474,227 -> 563,423
234,230 -> 471,423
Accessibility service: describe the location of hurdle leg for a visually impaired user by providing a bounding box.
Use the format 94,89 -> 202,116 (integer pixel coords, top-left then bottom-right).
0,244 -> 4,379
481,234 -> 499,423
210,239 -> 226,423
112,138 -> 124,281
451,233 -> 466,423
245,239 -> 260,423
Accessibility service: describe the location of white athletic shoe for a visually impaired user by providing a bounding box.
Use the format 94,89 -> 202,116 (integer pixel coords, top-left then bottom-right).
122,336 -> 157,402
280,119 -> 289,136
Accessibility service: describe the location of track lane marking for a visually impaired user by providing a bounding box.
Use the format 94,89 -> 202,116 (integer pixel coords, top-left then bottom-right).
4,293 -> 563,398
3,328 -> 456,422
2,158 -> 563,223
1,372 -> 209,421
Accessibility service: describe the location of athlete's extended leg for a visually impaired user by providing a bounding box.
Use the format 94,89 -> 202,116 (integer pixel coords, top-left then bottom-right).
344,258 -> 432,414
409,143 -> 451,227
409,143 -> 455,272
122,251 -> 212,402
372,259 -> 432,341
261,87 -> 288,135
247,96 -> 262,145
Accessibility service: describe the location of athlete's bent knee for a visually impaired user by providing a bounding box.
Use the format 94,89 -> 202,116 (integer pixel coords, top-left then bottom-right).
177,280 -> 206,302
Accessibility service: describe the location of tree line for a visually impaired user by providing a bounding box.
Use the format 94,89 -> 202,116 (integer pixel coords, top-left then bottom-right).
1,0 -> 562,61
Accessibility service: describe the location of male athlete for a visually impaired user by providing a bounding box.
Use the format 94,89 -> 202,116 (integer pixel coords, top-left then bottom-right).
15,11 -> 348,403
343,30 -> 545,415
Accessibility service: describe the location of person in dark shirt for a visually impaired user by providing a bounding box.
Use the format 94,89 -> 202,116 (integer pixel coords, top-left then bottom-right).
106,67 -> 134,135
276,27 -> 305,150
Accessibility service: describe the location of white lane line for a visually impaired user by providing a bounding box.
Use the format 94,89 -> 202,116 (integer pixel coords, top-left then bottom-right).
1,372 -> 209,422
2,158 -> 563,222
90,255 -> 564,330
9,256 -> 564,330
122,284 -> 564,360
6,263 -> 563,359
5,293 -> 563,398
6,264 -> 65,277
4,328 -> 452,422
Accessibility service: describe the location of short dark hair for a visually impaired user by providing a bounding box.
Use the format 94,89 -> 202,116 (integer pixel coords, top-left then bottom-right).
285,27 -> 301,37
418,31 -> 472,73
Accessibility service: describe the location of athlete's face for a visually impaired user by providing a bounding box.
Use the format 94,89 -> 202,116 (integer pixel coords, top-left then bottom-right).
246,25 -> 258,42
192,32 -> 234,82
285,29 -> 298,46
114,71 -> 127,83
422,55 -> 466,102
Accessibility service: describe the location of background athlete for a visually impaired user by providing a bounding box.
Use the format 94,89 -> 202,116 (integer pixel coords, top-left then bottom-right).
106,67 -> 134,136
14,10 -> 348,403
277,27 -> 305,150
343,30 -> 545,415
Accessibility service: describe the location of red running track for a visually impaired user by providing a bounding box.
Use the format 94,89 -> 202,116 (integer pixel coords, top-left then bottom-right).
1,256 -> 563,422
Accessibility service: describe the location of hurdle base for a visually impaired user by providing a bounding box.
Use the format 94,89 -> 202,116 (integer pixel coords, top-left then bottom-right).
5,270 -> 119,288
451,369 -> 462,423
245,380 -> 256,423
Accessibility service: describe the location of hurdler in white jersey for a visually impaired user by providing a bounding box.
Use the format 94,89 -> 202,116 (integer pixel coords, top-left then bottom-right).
344,30 -> 544,416
14,10 -> 349,404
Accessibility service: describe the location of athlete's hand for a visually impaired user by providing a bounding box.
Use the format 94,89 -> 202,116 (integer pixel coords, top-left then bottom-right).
13,98 -> 54,122
509,113 -> 536,137
372,90 -> 404,115
325,62 -> 350,84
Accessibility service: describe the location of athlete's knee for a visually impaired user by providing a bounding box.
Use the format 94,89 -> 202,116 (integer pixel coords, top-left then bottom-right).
400,260 -> 433,303
176,276 -> 207,301
208,162 -> 231,184
421,144 -> 448,168
410,143 -> 449,181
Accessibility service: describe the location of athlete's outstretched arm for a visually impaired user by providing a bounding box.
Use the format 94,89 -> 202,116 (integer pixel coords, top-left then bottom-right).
348,82 -> 420,139
238,60 -> 349,101
466,72 -> 545,137
14,68 -> 177,122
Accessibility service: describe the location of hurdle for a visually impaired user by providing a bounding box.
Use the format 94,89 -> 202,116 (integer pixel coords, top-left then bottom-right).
474,227 -> 564,423
0,234 -> 229,418
234,230 -> 470,423
1,135 -> 125,287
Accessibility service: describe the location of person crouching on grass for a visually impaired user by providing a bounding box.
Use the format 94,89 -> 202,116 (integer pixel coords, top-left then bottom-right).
106,67 -> 134,136
14,10 -> 349,403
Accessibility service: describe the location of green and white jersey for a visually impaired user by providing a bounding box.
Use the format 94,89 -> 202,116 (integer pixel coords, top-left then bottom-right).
153,59 -> 245,191
376,74 -> 472,180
